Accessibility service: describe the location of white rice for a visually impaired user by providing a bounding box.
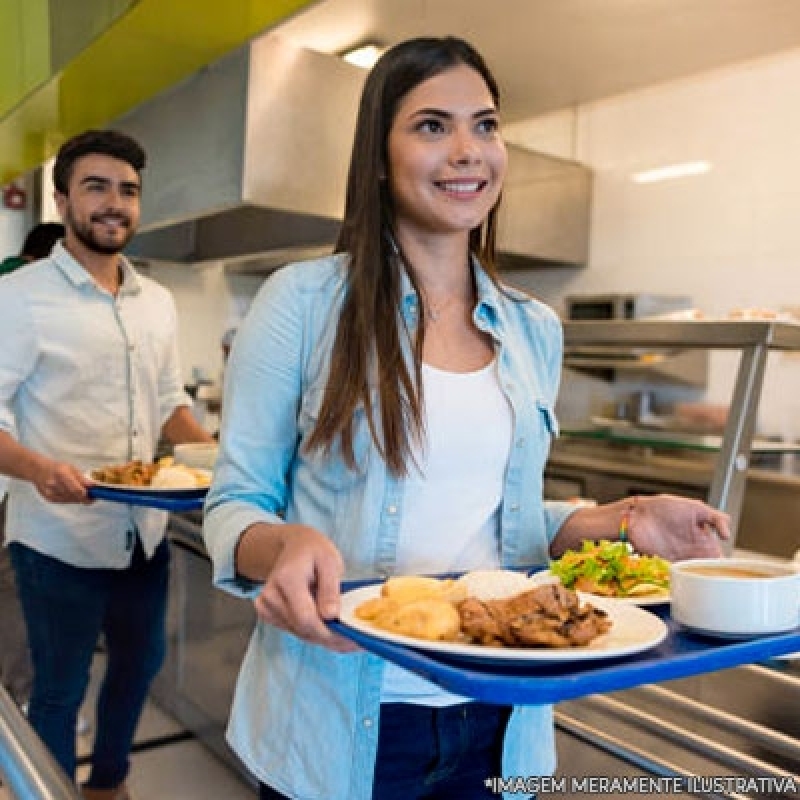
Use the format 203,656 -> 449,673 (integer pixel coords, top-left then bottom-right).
456,569 -> 537,600
150,465 -> 199,489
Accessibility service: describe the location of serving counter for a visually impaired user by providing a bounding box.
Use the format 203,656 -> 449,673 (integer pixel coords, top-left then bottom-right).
150,511 -> 255,783
546,438 -> 800,560
151,511 -> 800,795
561,319 -> 800,558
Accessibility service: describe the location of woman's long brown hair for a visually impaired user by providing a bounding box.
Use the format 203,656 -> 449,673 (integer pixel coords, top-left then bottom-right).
306,37 -> 503,476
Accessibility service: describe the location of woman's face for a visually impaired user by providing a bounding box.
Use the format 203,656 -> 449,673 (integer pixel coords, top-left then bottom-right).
386,64 -> 507,244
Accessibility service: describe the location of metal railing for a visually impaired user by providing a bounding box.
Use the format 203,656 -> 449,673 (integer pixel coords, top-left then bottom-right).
0,684 -> 81,800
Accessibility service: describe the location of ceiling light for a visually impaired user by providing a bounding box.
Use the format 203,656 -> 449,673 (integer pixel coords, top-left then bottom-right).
632,161 -> 712,184
342,43 -> 384,69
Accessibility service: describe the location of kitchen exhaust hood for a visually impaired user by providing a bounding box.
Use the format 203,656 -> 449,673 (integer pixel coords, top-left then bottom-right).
119,32 -> 592,273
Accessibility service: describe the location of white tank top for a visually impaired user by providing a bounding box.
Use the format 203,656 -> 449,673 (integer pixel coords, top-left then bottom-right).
381,359 -> 513,705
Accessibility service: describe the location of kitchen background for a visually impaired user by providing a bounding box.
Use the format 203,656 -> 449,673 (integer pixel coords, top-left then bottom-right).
3,4 -> 800,795
3,1 -> 800,441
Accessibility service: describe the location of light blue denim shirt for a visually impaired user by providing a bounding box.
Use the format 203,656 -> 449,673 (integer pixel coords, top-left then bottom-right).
0,243 -> 191,566
204,253 -> 577,800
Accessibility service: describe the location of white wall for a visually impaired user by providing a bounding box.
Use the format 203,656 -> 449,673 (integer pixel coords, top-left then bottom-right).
148,261 -> 265,386
503,48 -> 800,439
154,47 -> 800,437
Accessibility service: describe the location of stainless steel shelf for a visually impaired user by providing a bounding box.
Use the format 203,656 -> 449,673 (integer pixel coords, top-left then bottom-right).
562,319 -> 800,350
562,320 -> 800,550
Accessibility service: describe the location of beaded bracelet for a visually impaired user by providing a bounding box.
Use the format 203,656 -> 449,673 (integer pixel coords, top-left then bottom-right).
618,496 -> 637,543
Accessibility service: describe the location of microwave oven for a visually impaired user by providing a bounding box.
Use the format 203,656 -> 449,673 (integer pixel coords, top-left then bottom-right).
565,293 -> 692,321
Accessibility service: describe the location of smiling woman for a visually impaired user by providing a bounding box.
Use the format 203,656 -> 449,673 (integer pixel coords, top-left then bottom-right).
202,36 -> 728,800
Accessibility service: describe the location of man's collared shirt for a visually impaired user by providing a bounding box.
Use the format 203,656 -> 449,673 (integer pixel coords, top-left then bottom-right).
0,241 -> 191,567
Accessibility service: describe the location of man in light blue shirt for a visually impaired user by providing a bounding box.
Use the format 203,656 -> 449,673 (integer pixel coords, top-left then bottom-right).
0,129 -> 213,800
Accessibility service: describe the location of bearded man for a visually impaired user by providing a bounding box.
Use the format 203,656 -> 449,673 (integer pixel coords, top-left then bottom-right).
0,130 -> 214,800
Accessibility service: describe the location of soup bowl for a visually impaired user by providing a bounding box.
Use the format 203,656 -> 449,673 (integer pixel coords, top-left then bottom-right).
670,557 -> 800,637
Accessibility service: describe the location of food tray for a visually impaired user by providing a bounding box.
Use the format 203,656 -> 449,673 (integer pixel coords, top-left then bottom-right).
330,575 -> 800,705
87,485 -> 206,512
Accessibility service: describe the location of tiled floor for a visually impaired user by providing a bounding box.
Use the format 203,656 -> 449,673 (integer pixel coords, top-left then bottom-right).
1,655 -> 256,799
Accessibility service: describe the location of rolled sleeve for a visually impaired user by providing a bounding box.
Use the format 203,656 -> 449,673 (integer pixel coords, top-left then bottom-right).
157,296 -> 193,424
0,282 -> 36,433
203,265 -> 309,597
544,500 -> 580,542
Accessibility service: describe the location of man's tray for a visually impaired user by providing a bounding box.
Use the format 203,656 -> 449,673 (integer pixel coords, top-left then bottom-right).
330,577 -> 800,705
87,485 -> 205,512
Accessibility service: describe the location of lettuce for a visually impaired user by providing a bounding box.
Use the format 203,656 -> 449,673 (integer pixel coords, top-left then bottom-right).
549,540 -> 670,596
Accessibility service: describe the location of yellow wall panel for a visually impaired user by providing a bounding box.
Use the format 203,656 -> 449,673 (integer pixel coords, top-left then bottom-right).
0,0 -> 316,182
0,0 -> 51,117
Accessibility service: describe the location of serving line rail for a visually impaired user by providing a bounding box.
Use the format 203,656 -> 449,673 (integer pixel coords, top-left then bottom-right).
552,713 -> 750,800
551,663 -> 800,798
562,320 -> 800,549
0,684 -> 81,800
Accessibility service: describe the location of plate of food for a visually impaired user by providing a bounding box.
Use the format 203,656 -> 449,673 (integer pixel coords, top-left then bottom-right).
338,572 -> 668,665
87,458 -> 211,496
534,540 -> 671,606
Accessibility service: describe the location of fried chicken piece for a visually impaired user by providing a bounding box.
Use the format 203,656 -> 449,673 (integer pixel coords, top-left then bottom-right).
458,597 -> 505,646
91,460 -> 160,486
458,584 -> 611,649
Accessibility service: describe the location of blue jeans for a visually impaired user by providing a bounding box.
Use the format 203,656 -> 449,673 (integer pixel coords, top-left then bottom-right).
10,537 -> 169,787
260,702 -> 512,800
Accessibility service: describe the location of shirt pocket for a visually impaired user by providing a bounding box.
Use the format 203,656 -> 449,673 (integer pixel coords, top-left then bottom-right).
532,397 -> 559,467
535,398 -> 560,439
296,387 -> 372,491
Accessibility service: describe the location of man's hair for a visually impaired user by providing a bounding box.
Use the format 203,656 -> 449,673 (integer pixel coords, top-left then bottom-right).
21,222 -> 65,260
53,129 -> 146,194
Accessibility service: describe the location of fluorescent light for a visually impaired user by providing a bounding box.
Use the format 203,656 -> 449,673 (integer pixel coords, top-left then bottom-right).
632,161 -> 712,184
342,44 -> 384,69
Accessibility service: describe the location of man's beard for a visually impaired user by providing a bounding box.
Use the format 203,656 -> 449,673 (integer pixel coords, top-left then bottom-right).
65,207 -> 135,255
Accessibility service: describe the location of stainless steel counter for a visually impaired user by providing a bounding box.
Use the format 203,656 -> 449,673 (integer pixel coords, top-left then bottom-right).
563,320 -> 800,549
150,512 -> 255,784
153,510 -> 800,796
546,440 -> 800,559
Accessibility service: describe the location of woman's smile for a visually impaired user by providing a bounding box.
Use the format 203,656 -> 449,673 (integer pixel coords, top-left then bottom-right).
387,63 -> 507,240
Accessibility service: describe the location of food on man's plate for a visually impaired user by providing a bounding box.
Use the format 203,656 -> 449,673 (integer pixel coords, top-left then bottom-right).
150,465 -> 209,489
354,572 -> 612,648
548,540 -> 669,598
90,458 -> 211,489
91,459 -> 160,486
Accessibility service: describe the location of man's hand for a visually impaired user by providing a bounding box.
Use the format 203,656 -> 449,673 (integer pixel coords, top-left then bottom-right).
33,459 -> 92,504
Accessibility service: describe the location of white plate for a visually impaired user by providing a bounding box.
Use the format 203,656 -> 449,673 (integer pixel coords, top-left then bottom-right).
527,570 -> 671,607
87,470 -> 211,495
339,585 -> 668,665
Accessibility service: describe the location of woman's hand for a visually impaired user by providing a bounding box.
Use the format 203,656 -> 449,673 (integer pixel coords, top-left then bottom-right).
629,494 -> 730,561
250,524 -> 360,653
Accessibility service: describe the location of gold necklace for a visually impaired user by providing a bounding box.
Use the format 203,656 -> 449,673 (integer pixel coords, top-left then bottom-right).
424,296 -> 465,323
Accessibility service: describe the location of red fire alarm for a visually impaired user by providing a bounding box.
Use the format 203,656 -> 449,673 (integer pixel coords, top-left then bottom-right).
2,184 -> 27,210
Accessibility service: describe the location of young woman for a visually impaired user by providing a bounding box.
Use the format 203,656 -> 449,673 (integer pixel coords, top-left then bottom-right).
203,37 -> 729,800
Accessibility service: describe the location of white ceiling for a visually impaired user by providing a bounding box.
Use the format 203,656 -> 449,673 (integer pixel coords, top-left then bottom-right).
275,0 -> 800,122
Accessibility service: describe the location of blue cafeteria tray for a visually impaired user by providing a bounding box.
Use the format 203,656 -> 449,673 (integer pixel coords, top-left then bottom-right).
87,485 -> 206,512
330,576 -> 800,705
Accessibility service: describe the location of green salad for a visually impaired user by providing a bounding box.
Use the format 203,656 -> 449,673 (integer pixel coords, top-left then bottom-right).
549,539 -> 670,597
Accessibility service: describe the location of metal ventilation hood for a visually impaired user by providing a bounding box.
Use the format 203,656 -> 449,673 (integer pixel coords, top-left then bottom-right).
120,31 -> 592,273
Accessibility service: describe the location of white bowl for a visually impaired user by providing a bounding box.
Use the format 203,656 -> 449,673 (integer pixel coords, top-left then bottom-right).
670,558 -> 800,638
173,443 -> 219,470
